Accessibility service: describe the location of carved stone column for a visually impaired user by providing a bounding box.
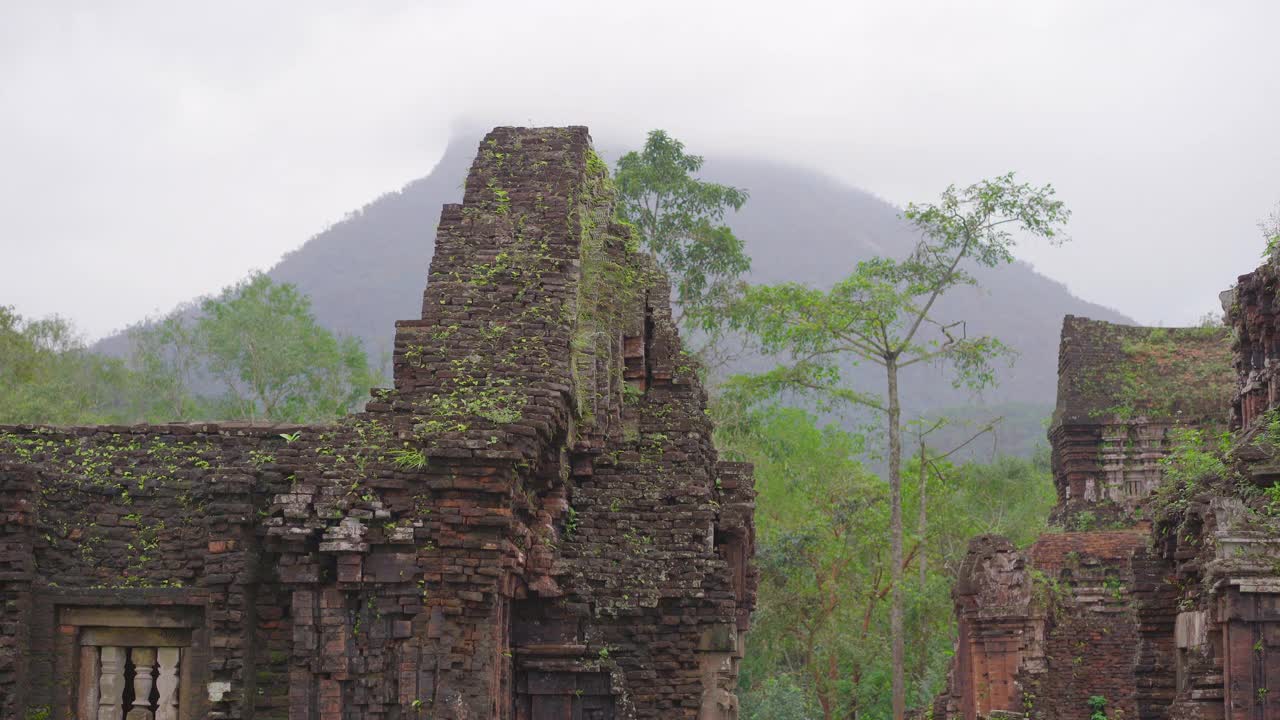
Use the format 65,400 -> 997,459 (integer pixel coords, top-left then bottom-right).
126,647 -> 156,720
99,646 -> 126,720
156,648 -> 180,720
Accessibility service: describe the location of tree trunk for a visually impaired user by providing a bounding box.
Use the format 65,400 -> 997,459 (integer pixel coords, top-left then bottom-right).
918,436 -> 928,591
887,358 -> 905,720
917,435 -> 929,688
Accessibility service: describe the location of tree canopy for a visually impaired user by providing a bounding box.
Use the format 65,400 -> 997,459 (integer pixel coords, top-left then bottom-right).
726,173 -> 1070,719
0,306 -> 143,424
614,130 -> 751,332
196,274 -> 376,422
1,275 -> 377,426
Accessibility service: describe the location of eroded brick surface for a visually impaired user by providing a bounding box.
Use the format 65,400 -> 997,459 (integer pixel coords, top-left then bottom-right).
0,126 -> 756,720
926,315 -> 1240,720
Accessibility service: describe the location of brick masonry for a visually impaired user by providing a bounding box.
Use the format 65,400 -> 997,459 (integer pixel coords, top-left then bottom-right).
926,313 -> 1243,720
0,127 -> 756,720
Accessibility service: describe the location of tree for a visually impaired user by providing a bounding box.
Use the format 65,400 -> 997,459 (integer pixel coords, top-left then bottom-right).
198,274 -> 376,422
726,173 -> 1069,718
614,130 -> 750,333
1,277 -> 377,427
909,417 -> 1001,591
719,402 -> 894,719
0,305 -> 142,425
1261,202 -> 1280,257
719,394 -> 1056,718
128,310 -> 203,420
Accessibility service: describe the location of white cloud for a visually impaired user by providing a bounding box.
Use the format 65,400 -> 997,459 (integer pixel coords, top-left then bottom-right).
2,0 -> 1278,337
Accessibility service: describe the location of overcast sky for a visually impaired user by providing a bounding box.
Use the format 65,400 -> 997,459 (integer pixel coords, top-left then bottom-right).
2,1 -> 1278,340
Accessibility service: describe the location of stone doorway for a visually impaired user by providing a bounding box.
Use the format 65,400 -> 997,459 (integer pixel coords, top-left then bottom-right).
514,670 -> 615,720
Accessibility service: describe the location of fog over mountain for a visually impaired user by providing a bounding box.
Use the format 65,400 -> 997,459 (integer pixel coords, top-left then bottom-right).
7,3 -> 1277,342
96,132 -> 1130,454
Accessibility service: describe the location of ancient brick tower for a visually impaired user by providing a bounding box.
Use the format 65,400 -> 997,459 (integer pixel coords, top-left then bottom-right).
0,127 -> 757,719
927,274 -> 1280,719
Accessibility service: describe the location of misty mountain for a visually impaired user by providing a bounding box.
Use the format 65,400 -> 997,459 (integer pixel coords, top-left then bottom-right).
693,155 -> 1131,403
96,132 -> 1131,454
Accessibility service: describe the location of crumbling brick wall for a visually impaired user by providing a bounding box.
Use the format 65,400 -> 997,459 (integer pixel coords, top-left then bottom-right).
924,316 -> 1235,720
0,126 -> 756,720
1231,263 -> 1280,430
928,530 -> 1166,720
0,423 -> 297,718
933,535 -> 1041,720
0,463 -> 36,720
1147,261 -> 1280,720
1050,317 -> 1232,528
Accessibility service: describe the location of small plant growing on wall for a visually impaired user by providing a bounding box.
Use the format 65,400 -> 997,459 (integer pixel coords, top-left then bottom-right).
1088,695 -> 1108,720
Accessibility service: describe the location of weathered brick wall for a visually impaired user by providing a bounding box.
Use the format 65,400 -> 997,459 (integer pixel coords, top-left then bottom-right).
924,316 -> 1233,720
0,462 -> 36,718
930,535 -> 1041,720
927,531 -> 1167,720
0,424 -> 301,718
1050,317 -> 1233,528
1020,531 -> 1151,720
0,126 -> 756,720
1229,261 -> 1280,431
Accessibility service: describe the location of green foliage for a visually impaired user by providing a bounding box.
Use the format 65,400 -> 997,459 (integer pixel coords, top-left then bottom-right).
1029,568 -> 1070,610
940,448 -> 1057,548
1074,510 -> 1098,531
390,447 -> 429,470
128,310 -> 203,419
723,173 -> 1068,717
1159,427 -> 1230,491
741,675 -> 814,720
1088,695 -> 1109,720
1257,408 -> 1280,449
718,402 -> 1053,719
719,404 -> 883,717
1263,483 -> 1280,517
0,306 -> 151,424
2,275 -> 378,426
564,505 -> 579,538
198,273 -> 378,422
614,130 -> 750,331
1150,426 -> 1232,520
726,174 -> 1070,412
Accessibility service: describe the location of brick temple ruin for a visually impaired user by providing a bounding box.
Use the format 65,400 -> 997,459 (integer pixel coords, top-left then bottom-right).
926,262 -> 1280,719
0,127 -> 757,719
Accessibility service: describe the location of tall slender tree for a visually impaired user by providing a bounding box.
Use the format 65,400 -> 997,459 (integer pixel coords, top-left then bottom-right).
726,173 -> 1070,718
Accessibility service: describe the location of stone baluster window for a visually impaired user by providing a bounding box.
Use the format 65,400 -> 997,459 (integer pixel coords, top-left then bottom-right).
47,604 -> 204,720
69,617 -> 193,720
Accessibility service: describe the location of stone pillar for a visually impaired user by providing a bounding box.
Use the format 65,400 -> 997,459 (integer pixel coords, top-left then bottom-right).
130,647 -> 157,714
156,648 -> 180,720
78,645 -> 101,720
99,646 -> 126,720
698,624 -> 741,720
